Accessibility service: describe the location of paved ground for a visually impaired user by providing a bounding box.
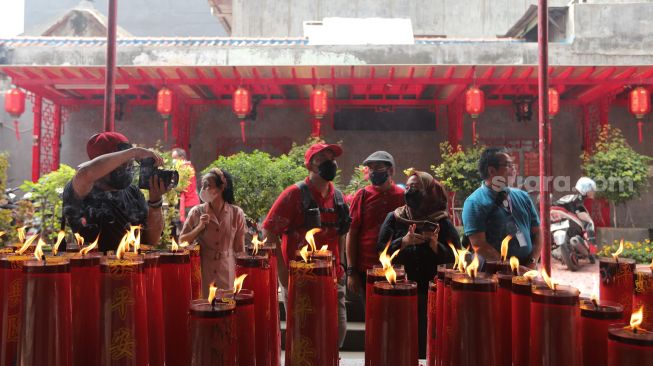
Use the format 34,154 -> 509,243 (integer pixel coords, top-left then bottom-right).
551,259 -> 598,296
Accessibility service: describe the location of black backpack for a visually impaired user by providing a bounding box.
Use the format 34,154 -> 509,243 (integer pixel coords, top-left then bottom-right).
296,181 -> 352,236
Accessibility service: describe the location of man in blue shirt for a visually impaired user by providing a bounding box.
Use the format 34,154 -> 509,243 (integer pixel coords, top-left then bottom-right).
462,147 -> 541,266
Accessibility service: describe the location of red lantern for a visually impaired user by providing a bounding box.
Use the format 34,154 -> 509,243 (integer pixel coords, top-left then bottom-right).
548,88 -> 560,119
629,87 -> 651,143
5,87 -> 25,141
233,87 -> 252,119
157,87 -> 173,141
465,87 -> 485,144
310,88 -> 328,119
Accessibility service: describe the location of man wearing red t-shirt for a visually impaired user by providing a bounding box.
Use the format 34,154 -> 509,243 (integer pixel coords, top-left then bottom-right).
263,142 -> 350,347
172,148 -> 200,223
346,151 -> 405,304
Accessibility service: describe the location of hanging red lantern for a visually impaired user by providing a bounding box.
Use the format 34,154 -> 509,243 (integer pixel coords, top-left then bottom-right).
5,87 -> 25,141
233,87 -> 252,119
310,88 -> 328,119
548,88 -> 560,119
465,87 -> 485,144
629,87 -> 651,143
157,87 -> 173,141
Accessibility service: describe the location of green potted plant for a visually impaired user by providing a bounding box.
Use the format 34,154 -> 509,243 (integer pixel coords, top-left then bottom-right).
432,141 -> 484,206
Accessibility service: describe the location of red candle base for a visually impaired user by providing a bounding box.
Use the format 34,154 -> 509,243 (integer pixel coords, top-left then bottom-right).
159,251 -> 192,366
236,254 -> 271,366
249,244 -> 281,366
633,270 -> 653,331
144,253 -> 165,366
427,281 -> 437,366
483,260 -> 511,275
599,257 -> 636,321
19,258 -> 72,366
234,290 -> 256,366
190,301 -> 237,366
0,255 -> 31,366
70,253 -> 101,366
511,275 -> 532,366
580,299 -> 623,366
496,273 -> 513,366
607,324 -> 653,366
189,245 -> 202,300
441,267 -> 459,366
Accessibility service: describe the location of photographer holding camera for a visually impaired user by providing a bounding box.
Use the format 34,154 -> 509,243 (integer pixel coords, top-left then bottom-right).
63,132 -> 174,252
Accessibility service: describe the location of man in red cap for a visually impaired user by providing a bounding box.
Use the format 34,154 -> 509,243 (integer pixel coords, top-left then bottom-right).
63,132 -> 171,252
263,142 -> 351,348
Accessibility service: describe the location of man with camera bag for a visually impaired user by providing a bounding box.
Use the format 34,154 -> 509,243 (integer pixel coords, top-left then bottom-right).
63,132 -> 173,252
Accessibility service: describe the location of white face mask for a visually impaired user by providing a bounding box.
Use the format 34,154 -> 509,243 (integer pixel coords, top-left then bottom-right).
490,176 -> 509,192
200,188 -> 218,203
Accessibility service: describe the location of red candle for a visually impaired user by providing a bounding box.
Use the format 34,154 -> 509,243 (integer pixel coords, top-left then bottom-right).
427,281 -> 437,366
607,324 -> 653,365
496,272 -> 513,366
159,250 -> 192,366
234,289 -> 257,366
188,245 -> 202,299
580,299 -> 623,366
189,300 -> 237,366
69,253 -> 102,366
599,257 -> 636,321
484,260 -> 511,275
633,269 -> 653,331
144,253 -> 165,366
440,267 -> 460,366
365,265 -> 406,366
236,253 -> 271,366
450,273 -> 499,366
286,257 -> 338,366
433,264 -> 453,366
511,275 -> 533,366
530,284 -> 581,366
368,281 -> 418,366
18,258 -> 72,366
0,254 -> 32,366
99,256 -> 149,366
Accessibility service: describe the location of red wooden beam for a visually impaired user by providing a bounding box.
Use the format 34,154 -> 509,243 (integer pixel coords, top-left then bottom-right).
577,67 -> 639,104
590,66 -> 617,81
443,66 -> 456,79
443,67 -> 476,104
554,66 -> 575,80
79,68 -> 99,79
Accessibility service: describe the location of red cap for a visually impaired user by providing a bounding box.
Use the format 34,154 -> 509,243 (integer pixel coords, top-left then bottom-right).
86,132 -> 129,159
304,143 -> 343,169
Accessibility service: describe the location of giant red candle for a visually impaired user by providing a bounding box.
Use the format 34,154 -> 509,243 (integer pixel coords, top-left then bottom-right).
441,267 -> 460,366
18,258 -> 72,366
188,245 -> 202,299
236,253 -> 271,366
368,281 -> 418,366
99,255 -> 149,366
450,273 -> 499,366
144,253 -> 165,366
484,260 -> 511,275
607,316 -> 653,366
530,284 -> 581,366
0,254 -> 32,366
511,275 -> 533,366
159,250 -> 192,366
286,257 -> 338,366
633,269 -> 653,331
599,257 -> 636,321
230,288 -> 257,366
434,263 -> 454,366
426,281 -> 437,366
69,253 -> 101,366
190,300 -> 237,366
249,241 -> 280,366
496,272 -> 513,366
580,299 -> 623,366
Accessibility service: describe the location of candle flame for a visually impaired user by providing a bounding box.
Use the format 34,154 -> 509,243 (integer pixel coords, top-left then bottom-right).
17,226 -> 26,243
523,270 -> 539,280
53,230 -> 65,256
510,256 -> 520,273
457,247 -> 469,273
300,245 -> 309,263
612,239 -> 624,261
208,282 -> 218,304
34,237 -> 45,261
179,241 -> 190,248
0,231 -> 4,238
234,274 -> 247,294
116,233 -> 128,260
251,234 -> 267,256
384,264 -> 397,285
16,234 -> 38,255
319,245 -> 329,252
305,228 -> 321,252
466,254 -> 480,279
171,238 -> 179,253
630,306 -> 644,331
541,269 -> 556,291
501,235 -> 512,262
379,242 -> 399,270
74,233 -> 84,247
133,230 -> 141,253
79,235 -> 99,255
449,242 -> 459,268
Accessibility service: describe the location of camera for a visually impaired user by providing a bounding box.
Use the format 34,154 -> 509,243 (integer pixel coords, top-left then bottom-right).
138,158 -> 179,190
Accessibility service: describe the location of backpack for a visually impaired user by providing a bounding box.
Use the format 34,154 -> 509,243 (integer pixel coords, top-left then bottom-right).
296,181 -> 352,236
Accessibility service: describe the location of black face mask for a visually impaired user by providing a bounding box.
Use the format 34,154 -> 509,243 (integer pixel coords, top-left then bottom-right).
404,188 -> 424,211
108,166 -> 134,190
317,160 -> 338,181
370,170 -> 389,186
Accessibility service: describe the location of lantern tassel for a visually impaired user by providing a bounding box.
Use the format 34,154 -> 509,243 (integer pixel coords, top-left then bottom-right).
472,119 -> 477,145
13,119 -> 20,141
164,119 -> 168,142
240,120 -> 246,144
638,120 -> 643,144
311,119 -> 321,137
548,124 -> 552,146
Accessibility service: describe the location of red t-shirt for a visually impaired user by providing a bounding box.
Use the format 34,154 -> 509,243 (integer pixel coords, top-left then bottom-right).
263,177 -> 344,278
180,162 -> 200,222
349,184 -> 405,272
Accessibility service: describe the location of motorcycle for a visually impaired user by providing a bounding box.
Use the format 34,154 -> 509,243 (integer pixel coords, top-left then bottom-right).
549,195 -> 597,271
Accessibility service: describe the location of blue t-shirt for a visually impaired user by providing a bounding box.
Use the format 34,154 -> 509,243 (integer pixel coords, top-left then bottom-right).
462,183 -> 540,259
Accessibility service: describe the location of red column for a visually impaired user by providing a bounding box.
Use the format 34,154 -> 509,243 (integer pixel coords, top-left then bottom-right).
103,0 -> 117,132
31,95 -> 42,182
53,103 -> 61,170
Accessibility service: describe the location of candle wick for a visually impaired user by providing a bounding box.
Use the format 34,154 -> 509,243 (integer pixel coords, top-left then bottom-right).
591,299 -> 599,310
42,255 -> 46,265
512,269 -> 517,276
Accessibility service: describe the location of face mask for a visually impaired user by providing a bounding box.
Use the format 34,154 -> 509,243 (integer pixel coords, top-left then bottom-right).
200,188 -> 218,203
490,176 -> 509,192
370,170 -> 389,186
404,188 -> 423,211
317,160 -> 338,181
108,166 -> 134,190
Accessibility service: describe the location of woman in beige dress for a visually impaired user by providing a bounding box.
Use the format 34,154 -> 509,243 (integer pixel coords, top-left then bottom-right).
179,168 -> 245,297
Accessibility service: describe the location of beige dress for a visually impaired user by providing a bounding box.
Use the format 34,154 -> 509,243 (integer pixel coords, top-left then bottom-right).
180,202 -> 246,297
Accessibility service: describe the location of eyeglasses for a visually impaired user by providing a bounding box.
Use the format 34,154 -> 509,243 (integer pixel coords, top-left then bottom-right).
498,163 -> 516,168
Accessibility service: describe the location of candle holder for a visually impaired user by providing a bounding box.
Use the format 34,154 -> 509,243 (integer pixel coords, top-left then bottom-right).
483,260 -> 511,275
368,281 -> 418,366
607,324 -> 653,365
530,284 -> 581,366
144,253 -> 165,366
450,273 -> 499,366
0,254 -> 32,366
634,269 -> 653,331
69,253 -> 102,366
18,258 -> 72,366
188,245 -> 202,300
580,299 -> 623,366
286,258 -> 338,366
599,257 -> 636,321
218,288 -> 256,366
159,250 -> 192,366
236,253 -> 271,366
189,300 -> 237,366
99,256 -> 149,366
